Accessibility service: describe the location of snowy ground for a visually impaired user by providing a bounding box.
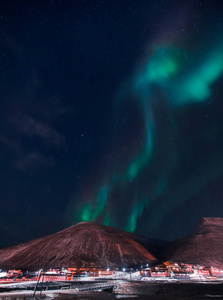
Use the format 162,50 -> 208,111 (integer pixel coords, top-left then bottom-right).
0,275 -> 223,299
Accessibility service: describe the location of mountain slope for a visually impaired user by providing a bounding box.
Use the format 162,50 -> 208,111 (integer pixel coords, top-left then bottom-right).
0,222 -> 157,270
167,217 -> 223,268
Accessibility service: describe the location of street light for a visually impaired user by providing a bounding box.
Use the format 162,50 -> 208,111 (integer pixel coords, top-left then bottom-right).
33,269 -> 42,297
130,268 -> 132,281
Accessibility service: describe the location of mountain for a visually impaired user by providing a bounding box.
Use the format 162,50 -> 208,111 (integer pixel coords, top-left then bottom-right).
0,222 -> 157,270
166,217 -> 223,268
133,235 -> 169,262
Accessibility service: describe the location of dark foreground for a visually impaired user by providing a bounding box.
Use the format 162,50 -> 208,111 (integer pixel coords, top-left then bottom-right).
1,281 -> 223,299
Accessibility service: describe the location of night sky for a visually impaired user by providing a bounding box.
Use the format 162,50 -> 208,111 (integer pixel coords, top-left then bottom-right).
1,0 -> 223,248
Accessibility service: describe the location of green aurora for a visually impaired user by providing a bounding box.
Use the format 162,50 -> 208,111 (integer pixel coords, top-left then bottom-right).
70,25 -> 223,239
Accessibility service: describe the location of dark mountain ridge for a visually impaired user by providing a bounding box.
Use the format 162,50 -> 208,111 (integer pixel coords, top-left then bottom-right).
166,217 -> 223,268
1,217 -> 223,271
0,222 -> 157,271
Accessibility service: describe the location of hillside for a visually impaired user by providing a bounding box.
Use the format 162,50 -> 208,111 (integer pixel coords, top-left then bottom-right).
167,217 -> 223,268
0,222 -> 157,270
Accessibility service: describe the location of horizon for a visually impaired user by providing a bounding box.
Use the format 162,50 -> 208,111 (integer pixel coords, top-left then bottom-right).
1,216 -> 223,251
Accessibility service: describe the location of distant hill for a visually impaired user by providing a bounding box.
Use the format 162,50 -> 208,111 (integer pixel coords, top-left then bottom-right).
0,222 -> 157,270
166,217 -> 223,268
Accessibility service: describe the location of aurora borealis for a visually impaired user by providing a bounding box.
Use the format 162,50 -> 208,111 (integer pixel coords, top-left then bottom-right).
1,1 -> 223,247
69,1 -> 223,239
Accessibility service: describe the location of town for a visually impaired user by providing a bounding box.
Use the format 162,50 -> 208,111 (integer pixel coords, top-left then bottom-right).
0,219 -> 222,297
1,261 -> 223,284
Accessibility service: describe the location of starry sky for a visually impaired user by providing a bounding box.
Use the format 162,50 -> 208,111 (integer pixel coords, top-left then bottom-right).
1,0 -> 223,248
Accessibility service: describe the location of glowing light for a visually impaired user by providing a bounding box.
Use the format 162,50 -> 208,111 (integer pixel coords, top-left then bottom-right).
126,123 -> 153,180
125,198 -> 148,232
174,48 -> 223,104
134,47 -> 179,91
80,203 -> 92,222
103,212 -> 110,226
70,29 -> 223,238
126,47 -> 179,180
79,185 -> 108,222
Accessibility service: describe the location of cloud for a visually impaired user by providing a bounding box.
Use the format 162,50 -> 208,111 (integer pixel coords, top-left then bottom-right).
11,116 -> 64,147
0,114 -> 64,171
16,152 -> 55,171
